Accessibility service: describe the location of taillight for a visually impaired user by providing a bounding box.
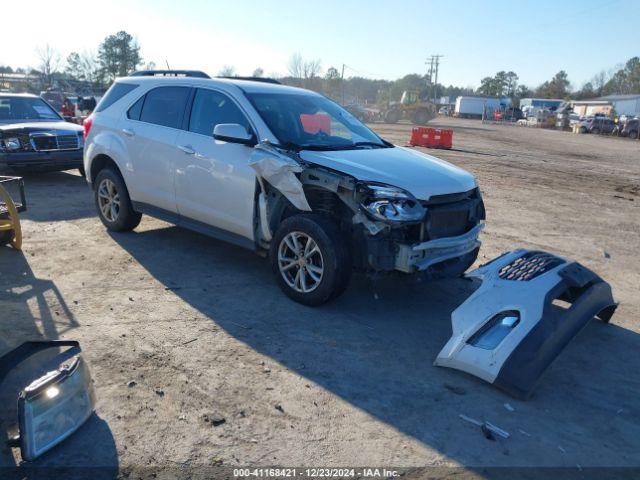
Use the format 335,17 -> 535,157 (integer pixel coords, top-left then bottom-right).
83,115 -> 93,140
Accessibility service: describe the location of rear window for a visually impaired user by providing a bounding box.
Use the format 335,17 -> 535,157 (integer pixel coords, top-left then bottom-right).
127,95 -> 145,120
139,87 -> 190,129
95,83 -> 138,113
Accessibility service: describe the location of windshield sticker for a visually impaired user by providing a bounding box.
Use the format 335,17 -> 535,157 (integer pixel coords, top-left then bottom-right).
33,106 -> 57,118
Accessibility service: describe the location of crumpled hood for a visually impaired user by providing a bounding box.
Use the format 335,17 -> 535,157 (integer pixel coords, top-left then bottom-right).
299,146 -> 476,200
0,121 -> 82,134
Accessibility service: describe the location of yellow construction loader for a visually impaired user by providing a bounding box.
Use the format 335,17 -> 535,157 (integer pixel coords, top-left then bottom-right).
382,90 -> 437,125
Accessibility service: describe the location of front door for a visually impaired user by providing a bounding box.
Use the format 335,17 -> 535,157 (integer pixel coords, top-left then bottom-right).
175,88 -> 257,241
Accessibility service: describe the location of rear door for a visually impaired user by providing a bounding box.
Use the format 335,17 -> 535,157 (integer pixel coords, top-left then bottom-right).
174,87 -> 257,241
120,86 -> 191,213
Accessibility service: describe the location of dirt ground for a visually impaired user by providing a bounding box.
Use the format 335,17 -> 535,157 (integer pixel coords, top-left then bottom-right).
1,117 -> 639,477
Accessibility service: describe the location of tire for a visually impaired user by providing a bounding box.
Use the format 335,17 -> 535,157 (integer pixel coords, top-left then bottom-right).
412,109 -> 431,125
0,229 -> 13,246
591,128 -> 600,135
630,130 -> 639,140
384,109 -> 401,124
580,126 -> 587,134
94,167 -> 141,232
270,214 -> 352,306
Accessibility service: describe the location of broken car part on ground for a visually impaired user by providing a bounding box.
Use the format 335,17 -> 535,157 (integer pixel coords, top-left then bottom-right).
0,341 -> 96,462
435,249 -> 617,399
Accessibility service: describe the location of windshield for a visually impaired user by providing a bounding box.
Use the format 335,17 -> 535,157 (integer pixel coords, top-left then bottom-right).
246,92 -> 390,151
0,96 -> 62,123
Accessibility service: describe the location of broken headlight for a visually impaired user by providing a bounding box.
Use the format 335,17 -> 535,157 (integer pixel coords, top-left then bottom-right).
18,356 -> 95,461
468,311 -> 520,350
1,341 -> 96,461
357,183 -> 426,223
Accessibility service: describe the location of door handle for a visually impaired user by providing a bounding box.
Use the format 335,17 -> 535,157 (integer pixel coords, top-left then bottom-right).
122,128 -> 135,137
177,145 -> 195,155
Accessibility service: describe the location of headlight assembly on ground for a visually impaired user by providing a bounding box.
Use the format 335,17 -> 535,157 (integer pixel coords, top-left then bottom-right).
1,340 -> 96,461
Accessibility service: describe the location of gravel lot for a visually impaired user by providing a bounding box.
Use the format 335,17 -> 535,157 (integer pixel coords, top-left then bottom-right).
1,118 -> 639,477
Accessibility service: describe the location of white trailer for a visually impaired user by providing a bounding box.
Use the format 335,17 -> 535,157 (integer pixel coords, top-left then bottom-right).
454,96 -> 510,119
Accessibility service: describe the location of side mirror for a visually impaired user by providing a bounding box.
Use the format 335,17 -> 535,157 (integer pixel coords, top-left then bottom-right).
213,123 -> 256,146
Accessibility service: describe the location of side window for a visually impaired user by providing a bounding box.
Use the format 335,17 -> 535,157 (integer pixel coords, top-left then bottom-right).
139,87 -> 190,129
127,95 -> 145,120
188,89 -> 251,136
95,83 -> 138,113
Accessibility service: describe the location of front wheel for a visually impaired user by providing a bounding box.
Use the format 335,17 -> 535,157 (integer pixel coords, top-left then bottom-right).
94,168 -> 141,232
629,130 -> 639,140
270,214 -> 352,306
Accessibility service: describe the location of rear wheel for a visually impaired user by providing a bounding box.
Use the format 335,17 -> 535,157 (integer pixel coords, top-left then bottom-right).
94,168 -> 141,232
270,214 -> 352,306
629,130 -> 639,140
580,126 -> 587,133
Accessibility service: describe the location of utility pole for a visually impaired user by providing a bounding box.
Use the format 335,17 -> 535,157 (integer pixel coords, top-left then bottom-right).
430,54 -> 444,103
426,56 -> 434,99
341,64 -> 345,105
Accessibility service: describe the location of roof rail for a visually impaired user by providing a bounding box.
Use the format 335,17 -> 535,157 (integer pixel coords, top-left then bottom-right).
130,70 -> 211,79
216,76 -> 281,85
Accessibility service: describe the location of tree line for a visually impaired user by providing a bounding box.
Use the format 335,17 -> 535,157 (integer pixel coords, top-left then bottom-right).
2,32 -> 639,105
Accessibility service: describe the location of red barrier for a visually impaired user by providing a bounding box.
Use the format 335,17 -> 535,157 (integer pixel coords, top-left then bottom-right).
409,127 -> 453,149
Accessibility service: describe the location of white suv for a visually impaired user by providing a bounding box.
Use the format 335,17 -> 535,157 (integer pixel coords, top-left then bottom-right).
84,70 -> 485,305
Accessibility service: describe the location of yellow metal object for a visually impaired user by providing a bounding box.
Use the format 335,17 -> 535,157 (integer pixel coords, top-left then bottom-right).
0,184 -> 22,250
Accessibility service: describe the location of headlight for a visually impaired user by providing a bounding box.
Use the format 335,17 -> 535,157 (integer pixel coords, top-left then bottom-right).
357,183 -> 426,223
468,311 -> 520,350
18,355 -> 96,461
1,341 -> 96,462
4,138 -> 21,151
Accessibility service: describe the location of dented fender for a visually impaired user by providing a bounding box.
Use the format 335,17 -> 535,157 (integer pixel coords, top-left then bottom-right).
249,143 -> 312,212
435,249 -> 617,399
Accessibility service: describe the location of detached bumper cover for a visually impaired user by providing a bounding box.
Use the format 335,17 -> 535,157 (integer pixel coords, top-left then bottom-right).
435,249 -> 617,399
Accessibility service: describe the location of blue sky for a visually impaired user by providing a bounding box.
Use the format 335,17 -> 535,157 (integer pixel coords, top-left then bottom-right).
1,0 -> 636,89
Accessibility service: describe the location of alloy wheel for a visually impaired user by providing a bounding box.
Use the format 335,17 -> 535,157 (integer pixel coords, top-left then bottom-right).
97,178 -> 120,222
278,231 -> 324,293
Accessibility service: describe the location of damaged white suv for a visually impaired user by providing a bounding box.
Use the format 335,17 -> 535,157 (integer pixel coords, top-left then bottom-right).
84,70 -> 485,305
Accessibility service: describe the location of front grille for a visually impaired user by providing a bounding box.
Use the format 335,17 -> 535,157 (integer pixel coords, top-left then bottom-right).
498,251 -> 564,281
31,135 -> 57,151
31,134 -> 79,151
56,135 -> 80,150
421,189 -> 485,240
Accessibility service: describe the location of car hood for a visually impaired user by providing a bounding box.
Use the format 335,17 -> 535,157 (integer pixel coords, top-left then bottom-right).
0,121 -> 82,134
299,146 -> 477,200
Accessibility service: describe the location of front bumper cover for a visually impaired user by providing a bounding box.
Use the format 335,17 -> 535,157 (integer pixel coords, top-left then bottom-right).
0,149 -> 83,171
434,249 -> 617,399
